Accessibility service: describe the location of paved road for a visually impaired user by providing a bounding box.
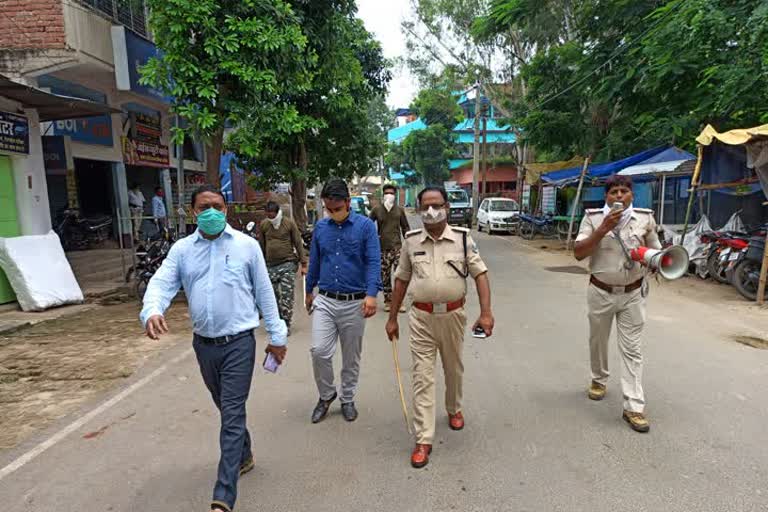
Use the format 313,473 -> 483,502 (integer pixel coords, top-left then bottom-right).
1,230 -> 767,511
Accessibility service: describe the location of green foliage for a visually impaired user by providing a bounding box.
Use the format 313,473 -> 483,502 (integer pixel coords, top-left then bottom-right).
387,125 -> 455,186
410,87 -> 463,127
140,0 -> 311,145
478,0 -> 768,161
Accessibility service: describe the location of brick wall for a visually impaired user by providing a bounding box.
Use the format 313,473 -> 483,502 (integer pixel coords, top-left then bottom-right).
0,0 -> 65,49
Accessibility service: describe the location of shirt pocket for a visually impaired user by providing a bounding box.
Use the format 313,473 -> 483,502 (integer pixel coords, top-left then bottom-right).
343,232 -> 362,255
442,254 -> 466,279
412,254 -> 431,278
222,260 -> 246,287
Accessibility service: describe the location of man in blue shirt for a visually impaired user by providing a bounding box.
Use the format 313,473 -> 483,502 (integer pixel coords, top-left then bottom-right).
141,184 -> 287,512
305,179 -> 381,424
152,186 -> 168,228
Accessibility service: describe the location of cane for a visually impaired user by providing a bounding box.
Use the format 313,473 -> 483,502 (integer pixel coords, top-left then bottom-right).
391,337 -> 412,434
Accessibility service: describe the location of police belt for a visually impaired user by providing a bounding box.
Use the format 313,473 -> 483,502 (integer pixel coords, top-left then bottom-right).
412,298 -> 465,314
589,275 -> 643,294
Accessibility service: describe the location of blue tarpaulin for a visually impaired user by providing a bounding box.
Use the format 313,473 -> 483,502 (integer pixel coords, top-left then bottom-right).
541,145 -> 671,185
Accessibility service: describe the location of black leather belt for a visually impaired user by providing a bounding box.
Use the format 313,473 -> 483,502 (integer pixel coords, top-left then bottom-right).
590,275 -> 643,294
319,289 -> 366,301
194,330 -> 252,346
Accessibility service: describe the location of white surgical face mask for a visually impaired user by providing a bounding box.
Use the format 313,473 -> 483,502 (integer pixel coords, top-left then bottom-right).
383,193 -> 395,211
420,206 -> 447,225
269,209 -> 283,229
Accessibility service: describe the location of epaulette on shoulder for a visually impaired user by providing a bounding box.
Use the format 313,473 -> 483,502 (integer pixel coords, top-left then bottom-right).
586,208 -> 603,214
452,226 -> 470,233
405,229 -> 423,238
634,208 -> 654,214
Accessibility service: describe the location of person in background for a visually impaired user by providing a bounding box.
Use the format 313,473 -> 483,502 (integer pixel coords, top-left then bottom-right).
260,201 -> 308,335
152,186 -> 168,229
574,174 -> 660,433
369,184 -> 410,312
141,184 -> 287,512
305,179 -> 381,424
386,186 -> 494,469
128,182 -> 146,241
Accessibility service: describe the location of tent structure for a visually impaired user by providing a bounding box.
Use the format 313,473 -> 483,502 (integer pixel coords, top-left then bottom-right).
683,124 -> 768,302
541,145 -> 671,185
619,147 -> 696,177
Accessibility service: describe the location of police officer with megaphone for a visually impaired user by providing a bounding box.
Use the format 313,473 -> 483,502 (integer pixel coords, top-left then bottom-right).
574,175 -> 661,433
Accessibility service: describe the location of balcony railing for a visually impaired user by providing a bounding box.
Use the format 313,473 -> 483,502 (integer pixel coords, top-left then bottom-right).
74,0 -> 149,37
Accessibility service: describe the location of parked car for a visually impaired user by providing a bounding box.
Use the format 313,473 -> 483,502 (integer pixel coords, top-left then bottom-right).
477,198 -> 520,234
351,196 -> 369,216
446,188 -> 472,228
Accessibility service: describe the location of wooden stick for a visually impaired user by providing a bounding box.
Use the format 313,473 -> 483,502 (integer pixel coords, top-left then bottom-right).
566,157 -> 590,251
391,337 -> 412,434
757,231 -> 768,306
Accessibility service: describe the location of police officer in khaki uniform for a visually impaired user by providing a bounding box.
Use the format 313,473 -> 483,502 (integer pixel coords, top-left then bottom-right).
574,175 -> 660,433
386,186 -> 494,468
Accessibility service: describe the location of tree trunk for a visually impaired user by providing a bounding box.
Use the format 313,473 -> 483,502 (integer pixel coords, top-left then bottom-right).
290,139 -> 309,231
205,127 -> 224,187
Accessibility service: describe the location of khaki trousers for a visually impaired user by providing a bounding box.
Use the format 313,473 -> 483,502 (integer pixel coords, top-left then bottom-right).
587,284 -> 646,413
409,306 -> 467,444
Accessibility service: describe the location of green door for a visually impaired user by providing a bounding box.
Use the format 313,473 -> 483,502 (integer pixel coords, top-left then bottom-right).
0,156 -> 20,304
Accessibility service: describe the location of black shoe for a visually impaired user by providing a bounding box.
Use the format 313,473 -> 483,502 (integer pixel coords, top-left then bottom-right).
341,402 -> 358,422
311,392 -> 337,424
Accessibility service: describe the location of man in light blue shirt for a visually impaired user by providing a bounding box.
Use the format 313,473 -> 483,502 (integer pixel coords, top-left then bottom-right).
152,186 -> 168,228
141,184 -> 286,512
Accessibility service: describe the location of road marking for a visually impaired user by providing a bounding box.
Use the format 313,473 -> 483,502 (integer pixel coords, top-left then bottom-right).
0,347 -> 194,481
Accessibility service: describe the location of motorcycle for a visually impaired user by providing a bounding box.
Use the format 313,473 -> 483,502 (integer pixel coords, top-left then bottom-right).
518,213 -> 556,240
301,226 -> 313,252
54,209 -> 112,251
700,231 -> 750,283
126,227 -> 176,299
728,235 -> 768,301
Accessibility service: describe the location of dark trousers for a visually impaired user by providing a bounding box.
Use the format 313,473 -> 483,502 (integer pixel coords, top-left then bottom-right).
193,332 -> 256,511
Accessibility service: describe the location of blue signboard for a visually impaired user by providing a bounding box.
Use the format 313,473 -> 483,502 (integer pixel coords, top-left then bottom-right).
0,111 -> 29,154
112,26 -> 170,103
38,76 -> 114,146
43,136 -> 67,174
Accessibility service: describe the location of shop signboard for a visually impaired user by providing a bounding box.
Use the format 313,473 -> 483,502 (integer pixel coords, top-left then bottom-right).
38,76 -> 114,146
541,185 -> 556,214
129,111 -> 162,143
43,136 -> 67,175
122,136 -> 170,168
112,26 -> 170,102
0,111 -> 29,155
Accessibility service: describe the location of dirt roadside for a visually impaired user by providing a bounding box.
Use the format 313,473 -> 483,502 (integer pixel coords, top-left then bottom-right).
0,298 -> 191,450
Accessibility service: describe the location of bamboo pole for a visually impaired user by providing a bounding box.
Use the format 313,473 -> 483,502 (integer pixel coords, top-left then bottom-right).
757,232 -> 768,305
566,157 -> 590,251
681,145 -> 704,245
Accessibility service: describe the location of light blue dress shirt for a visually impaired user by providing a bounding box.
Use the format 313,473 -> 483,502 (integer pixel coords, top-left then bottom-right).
152,195 -> 167,219
140,224 -> 287,346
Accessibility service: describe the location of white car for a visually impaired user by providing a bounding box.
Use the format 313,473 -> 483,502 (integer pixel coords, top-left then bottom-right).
477,198 -> 520,234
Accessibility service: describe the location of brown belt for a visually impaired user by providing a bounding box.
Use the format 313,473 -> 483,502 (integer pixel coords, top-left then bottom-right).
412,298 -> 465,314
589,275 -> 643,294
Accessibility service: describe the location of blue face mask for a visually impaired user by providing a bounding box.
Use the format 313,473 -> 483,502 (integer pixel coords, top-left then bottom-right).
196,207 -> 227,235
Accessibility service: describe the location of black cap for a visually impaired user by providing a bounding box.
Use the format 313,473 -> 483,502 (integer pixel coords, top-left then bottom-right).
321,179 -> 350,200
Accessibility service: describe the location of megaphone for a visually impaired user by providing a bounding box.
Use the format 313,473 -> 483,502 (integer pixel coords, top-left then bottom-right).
630,245 -> 689,280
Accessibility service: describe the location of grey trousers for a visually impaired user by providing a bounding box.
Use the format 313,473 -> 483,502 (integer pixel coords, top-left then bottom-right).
310,294 -> 366,403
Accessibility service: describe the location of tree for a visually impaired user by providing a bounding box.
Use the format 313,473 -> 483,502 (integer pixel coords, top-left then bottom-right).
140,0 -> 312,186
234,3 -> 391,227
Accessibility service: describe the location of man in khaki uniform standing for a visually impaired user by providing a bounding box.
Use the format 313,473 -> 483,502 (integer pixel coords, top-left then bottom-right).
369,184 -> 410,312
386,186 -> 494,468
574,175 -> 660,433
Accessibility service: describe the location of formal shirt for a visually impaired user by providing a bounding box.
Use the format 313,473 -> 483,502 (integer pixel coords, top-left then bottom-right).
576,208 -> 662,286
395,225 -> 488,303
128,189 -> 145,209
369,204 -> 410,251
140,224 -> 287,345
306,212 -> 381,297
152,195 -> 167,219
259,216 -> 307,266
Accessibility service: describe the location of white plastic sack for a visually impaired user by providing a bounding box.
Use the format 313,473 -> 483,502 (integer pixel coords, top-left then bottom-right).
0,231 -> 84,311
720,211 -> 746,233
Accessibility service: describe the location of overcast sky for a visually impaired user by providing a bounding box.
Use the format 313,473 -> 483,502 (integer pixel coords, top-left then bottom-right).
356,0 -> 417,109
